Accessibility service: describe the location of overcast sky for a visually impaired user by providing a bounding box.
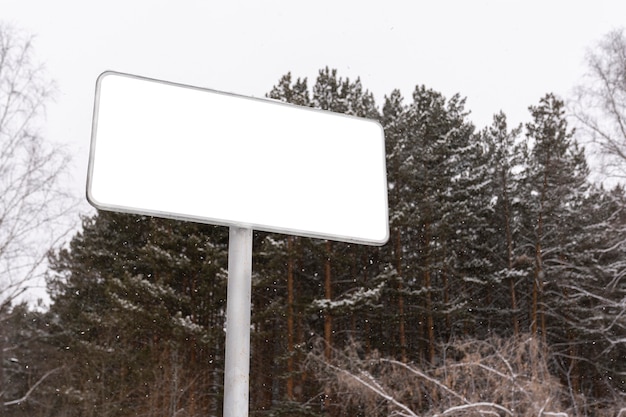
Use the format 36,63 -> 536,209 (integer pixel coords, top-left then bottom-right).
4,0 -> 626,210
4,0 -> 625,305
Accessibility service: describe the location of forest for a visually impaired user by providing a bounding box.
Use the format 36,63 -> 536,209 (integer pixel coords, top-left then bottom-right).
1,28 -> 626,417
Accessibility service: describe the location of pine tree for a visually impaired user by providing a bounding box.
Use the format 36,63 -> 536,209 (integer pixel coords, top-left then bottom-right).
544,183 -> 626,408
37,73 -> 626,416
381,89 -> 410,362
479,112 -> 527,336
523,94 -> 590,340
46,212 -> 229,416
266,71 -> 310,107
263,68 -> 384,414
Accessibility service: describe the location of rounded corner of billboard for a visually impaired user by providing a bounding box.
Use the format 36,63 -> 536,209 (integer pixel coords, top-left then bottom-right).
95,70 -> 131,91
85,184 -> 105,211
371,118 -> 385,131
365,117 -> 385,139
370,227 -> 390,246
96,70 -> 117,84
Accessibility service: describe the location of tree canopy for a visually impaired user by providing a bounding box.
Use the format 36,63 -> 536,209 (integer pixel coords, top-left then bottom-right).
1,60 -> 625,417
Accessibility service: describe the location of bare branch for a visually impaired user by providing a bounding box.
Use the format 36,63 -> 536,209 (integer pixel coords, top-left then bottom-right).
328,361 -> 420,417
0,23 -> 77,307
571,29 -> 626,182
438,402 -> 513,416
380,358 -> 467,403
305,335 -> 571,417
3,367 -> 61,406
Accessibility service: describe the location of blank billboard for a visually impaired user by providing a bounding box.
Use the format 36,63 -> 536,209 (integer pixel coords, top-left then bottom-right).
87,72 -> 388,245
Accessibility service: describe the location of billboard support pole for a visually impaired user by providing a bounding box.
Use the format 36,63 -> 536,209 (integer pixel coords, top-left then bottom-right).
223,226 -> 253,417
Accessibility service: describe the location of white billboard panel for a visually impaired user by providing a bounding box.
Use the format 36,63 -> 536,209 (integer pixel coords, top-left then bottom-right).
87,72 -> 389,245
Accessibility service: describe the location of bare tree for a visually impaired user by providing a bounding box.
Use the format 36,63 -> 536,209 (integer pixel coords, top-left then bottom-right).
0,23 -> 75,410
0,23 -> 74,310
306,335 -> 582,417
572,28 -> 626,183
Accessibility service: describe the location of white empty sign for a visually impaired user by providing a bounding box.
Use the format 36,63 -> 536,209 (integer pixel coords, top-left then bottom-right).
87,72 -> 389,245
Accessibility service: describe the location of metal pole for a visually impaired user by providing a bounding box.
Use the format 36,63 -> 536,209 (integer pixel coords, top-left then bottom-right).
223,226 -> 253,417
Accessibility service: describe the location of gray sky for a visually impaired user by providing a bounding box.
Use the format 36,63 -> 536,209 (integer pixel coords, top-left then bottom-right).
3,0 -> 625,213
3,0 -> 625,304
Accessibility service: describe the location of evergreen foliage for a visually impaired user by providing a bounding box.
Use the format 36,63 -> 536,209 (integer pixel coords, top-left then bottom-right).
2,68 -> 625,416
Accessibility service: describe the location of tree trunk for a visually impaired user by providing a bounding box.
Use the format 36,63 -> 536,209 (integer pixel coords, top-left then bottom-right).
324,241 -> 333,361
502,169 -> 520,336
561,285 -> 580,403
286,236 -> 295,400
532,163 -> 549,341
296,239 -> 306,402
395,229 -> 408,363
323,240 -> 334,415
443,265 -> 451,337
189,275 -> 197,416
424,270 -> 435,364
253,317 -> 274,412
532,239 -> 542,336
423,222 -> 435,364
0,318 -> 5,415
